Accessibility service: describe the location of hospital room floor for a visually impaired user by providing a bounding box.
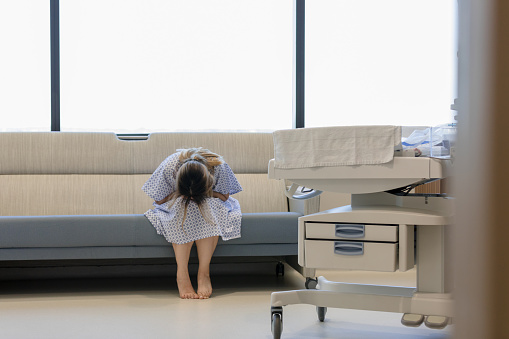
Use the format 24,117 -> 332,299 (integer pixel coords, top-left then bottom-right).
0,264 -> 453,339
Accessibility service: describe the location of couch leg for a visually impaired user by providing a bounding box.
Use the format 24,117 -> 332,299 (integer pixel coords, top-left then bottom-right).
276,261 -> 285,276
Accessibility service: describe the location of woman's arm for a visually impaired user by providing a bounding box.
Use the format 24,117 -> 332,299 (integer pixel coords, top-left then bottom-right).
212,192 -> 229,202
212,163 -> 242,197
142,153 -> 179,203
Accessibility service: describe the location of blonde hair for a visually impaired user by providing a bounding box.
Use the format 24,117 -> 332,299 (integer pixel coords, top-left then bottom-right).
168,148 -> 223,233
178,148 -> 224,172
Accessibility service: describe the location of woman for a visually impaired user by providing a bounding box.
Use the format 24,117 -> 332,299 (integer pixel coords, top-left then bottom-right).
142,148 -> 242,299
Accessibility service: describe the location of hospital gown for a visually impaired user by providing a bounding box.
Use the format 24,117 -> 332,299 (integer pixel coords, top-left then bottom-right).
142,152 -> 243,244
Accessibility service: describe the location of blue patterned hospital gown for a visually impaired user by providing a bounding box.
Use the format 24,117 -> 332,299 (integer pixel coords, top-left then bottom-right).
142,152 -> 243,245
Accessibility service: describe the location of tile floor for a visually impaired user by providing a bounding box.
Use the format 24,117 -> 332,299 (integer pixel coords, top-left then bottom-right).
0,264 -> 453,339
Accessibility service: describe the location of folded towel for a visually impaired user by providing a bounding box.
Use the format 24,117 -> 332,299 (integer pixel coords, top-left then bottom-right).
273,125 -> 402,169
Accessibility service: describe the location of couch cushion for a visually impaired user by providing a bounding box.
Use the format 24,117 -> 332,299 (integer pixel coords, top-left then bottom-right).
0,213 -> 301,249
0,215 -> 160,248
0,132 -> 274,175
220,212 -> 300,245
131,132 -> 274,174
0,173 -> 288,216
0,132 -> 131,175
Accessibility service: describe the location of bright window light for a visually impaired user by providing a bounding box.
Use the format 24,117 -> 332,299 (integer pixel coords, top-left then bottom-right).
306,0 -> 457,127
60,0 -> 293,133
0,1 -> 51,132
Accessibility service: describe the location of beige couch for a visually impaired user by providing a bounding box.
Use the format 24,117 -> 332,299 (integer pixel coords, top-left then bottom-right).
0,132 -> 318,278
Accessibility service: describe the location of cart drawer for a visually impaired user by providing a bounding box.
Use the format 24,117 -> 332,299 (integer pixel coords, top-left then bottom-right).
304,240 -> 397,272
305,223 -> 398,242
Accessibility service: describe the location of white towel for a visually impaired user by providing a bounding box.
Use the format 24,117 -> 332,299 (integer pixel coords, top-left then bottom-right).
273,125 -> 401,169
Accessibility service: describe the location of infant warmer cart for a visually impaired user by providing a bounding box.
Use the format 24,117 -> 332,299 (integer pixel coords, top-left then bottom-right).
268,126 -> 454,339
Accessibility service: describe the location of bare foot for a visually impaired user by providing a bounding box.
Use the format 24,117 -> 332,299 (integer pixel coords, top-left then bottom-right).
176,272 -> 198,299
197,272 -> 213,299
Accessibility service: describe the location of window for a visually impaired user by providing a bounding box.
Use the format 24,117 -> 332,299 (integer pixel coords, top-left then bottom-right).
60,0 -> 293,133
306,0 -> 457,127
0,1 -> 51,132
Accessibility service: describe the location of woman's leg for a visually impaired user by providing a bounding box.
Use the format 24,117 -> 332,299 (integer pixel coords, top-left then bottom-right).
194,236 -> 219,299
172,241 -> 197,299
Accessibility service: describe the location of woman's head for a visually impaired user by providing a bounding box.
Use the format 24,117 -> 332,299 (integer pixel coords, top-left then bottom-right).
171,148 -> 222,229
178,148 -> 224,171
176,160 -> 214,204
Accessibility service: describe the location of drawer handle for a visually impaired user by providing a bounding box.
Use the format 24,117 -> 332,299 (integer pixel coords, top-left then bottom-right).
334,242 -> 364,256
335,224 -> 365,238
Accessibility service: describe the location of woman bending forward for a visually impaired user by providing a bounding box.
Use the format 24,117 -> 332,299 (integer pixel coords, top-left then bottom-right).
142,148 -> 242,299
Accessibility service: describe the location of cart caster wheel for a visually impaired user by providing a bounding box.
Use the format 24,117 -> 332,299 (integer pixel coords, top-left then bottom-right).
276,262 -> 285,276
401,313 -> 424,327
271,312 -> 283,339
305,278 -> 318,289
424,315 -> 449,329
317,306 -> 327,322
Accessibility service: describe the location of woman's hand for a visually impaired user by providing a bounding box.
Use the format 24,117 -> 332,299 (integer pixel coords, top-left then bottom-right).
212,192 -> 229,202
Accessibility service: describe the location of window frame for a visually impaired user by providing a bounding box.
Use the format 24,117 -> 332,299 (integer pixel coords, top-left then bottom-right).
42,0 -> 455,132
